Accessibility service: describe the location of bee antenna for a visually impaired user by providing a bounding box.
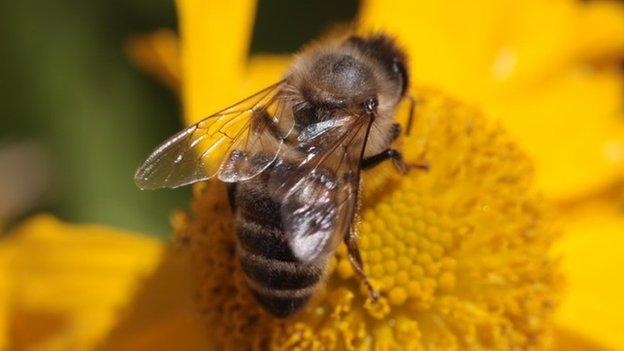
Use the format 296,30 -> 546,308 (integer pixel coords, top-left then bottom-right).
405,94 -> 417,136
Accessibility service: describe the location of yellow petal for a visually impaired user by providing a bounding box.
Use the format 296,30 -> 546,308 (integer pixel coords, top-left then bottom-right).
554,205 -> 624,351
359,0 -> 624,201
0,215 -> 164,351
126,29 -> 181,93
576,1 -> 624,63
0,262 -> 8,350
487,68 -> 624,201
176,0 -> 257,125
242,54 -> 291,94
124,43 -> 291,99
97,248 -> 210,351
359,0 -> 508,101
553,326 -> 613,351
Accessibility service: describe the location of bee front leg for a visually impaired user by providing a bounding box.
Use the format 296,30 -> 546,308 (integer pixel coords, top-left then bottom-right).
389,123 -> 402,142
344,228 -> 380,302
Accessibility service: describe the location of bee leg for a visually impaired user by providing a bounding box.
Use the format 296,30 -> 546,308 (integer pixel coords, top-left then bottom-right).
226,183 -> 238,213
345,228 -> 380,301
361,149 -> 429,173
389,123 -> 402,142
405,95 -> 417,136
360,149 -> 406,173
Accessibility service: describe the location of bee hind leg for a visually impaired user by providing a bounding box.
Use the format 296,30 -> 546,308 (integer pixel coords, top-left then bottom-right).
344,228 -> 380,302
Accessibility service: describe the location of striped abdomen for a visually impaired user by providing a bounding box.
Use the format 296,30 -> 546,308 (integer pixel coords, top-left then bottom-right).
231,174 -> 328,318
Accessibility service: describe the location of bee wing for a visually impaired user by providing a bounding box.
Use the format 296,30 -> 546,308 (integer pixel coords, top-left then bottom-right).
276,113 -> 373,262
134,81 -> 292,189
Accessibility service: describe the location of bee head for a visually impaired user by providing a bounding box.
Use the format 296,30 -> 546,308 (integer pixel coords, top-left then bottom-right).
346,34 -> 410,98
291,34 -> 409,127
303,53 -> 378,107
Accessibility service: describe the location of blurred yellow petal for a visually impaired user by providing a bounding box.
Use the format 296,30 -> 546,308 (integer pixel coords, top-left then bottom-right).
554,205 -> 624,351
0,215 -> 164,351
0,263 -> 8,350
359,0 -> 624,201
126,29 -> 181,93
97,247 -> 210,351
553,326 -> 613,351
359,0 -> 510,100
176,0 -> 257,125
576,1 -> 624,63
488,67 -> 624,201
242,54 -> 291,94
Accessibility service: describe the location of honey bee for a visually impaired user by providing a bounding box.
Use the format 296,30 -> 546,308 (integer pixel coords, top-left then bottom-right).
135,33 -> 422,318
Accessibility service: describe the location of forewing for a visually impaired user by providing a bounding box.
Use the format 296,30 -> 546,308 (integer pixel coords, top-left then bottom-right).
278,114 -> 373,262
134,81 -> 291,189
218,89 -> 294,183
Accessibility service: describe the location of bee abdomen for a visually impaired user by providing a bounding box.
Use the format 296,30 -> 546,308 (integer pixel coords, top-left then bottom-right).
239,244 -> 324,318
237,218 -> 299,262
234,177 -> 326,317
249,290 -> 311,319
240,248 -> 322,289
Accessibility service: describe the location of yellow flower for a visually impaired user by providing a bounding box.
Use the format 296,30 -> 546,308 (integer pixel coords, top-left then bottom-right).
0,93 -> 562,350
176,87 -> 560,350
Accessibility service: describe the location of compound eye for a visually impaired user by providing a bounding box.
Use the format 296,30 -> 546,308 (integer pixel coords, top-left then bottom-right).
391,58 -> 409,97
392,59 -> 401,74
363,97 -> 378,114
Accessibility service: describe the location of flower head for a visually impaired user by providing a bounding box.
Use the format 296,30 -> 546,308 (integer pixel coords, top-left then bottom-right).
174,86 -> 560,350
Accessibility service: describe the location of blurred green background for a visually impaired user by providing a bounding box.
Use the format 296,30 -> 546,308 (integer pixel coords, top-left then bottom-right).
0,0 -> 357,237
